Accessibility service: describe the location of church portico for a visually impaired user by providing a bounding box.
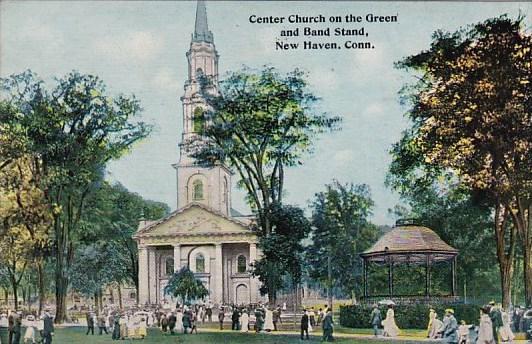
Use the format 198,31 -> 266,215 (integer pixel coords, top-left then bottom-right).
136,230 -> 260,306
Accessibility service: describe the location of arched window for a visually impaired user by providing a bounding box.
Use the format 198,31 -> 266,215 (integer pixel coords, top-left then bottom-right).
237,255 -> 247,273
192,180 -> 204,200
196,254 -> 205,273
165,257 -> 174,275
193,107 -> 205,133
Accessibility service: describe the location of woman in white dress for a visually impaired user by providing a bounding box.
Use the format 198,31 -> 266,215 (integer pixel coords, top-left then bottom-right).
23,315 -> 36,344
382,305 -> 400,337
240,310 -> 249,332
175,309 -> 184,333
499,308 -> 515,342
478,307 -> 495,344
264,306 -> 274,331
429,316 -> 443,339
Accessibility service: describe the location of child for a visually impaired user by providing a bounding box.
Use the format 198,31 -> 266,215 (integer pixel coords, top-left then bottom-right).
458,320 -> 469,344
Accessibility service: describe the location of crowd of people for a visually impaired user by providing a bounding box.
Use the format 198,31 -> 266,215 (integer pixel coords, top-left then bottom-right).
4,309 -> 54,344
368,300 -> 524,344
300,306 -> 334,341
3,299 -> 531,343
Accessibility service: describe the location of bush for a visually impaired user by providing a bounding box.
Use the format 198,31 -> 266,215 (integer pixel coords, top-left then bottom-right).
340,304 -> 481,329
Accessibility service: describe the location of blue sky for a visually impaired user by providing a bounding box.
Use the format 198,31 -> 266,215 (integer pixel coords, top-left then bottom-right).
1,1 -> 530,225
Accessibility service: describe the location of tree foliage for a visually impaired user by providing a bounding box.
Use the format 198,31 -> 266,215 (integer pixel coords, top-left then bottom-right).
0,70 -> 151,321
0,155 -> 53,311
252,204 -> 311,303
390,15 -> 532,307
77,182 -> 169,298
307,181 -> 378,298
191,66 -> 341,235
164,266 -> 209,304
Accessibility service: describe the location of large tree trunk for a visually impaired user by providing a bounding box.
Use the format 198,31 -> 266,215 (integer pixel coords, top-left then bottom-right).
117,284 -> 123,310
37,260 -> 45,315
94,291 -> 99,315
495,204 -> 516,309
524,246 -> 532,307
510,200 -> 531,307
11,281 -> 19,311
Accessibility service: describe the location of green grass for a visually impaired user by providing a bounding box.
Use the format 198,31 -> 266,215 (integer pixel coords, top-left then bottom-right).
13,327 -> 430,343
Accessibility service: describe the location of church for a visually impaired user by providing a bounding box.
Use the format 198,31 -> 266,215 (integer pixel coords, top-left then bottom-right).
134,1 -> 261,306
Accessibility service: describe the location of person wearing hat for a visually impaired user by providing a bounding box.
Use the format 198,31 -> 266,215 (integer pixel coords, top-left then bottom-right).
478,306 -> 494,344
441,309 -> 458,344
42,309 -> 54,344
300,309 -> 309,340
488,301 -> 503,344
369,304 -> 382,337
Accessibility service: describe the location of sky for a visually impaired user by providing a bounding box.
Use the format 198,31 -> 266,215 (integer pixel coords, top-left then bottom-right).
1,1 -> 530,225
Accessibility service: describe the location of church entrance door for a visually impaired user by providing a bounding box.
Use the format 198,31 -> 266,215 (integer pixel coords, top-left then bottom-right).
235,284 -> 249,305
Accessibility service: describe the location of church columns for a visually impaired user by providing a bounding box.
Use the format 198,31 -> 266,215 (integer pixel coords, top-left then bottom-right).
148,247 -> 157,304
173,244 -> 181,272
214,243 -> 223,305
249,243 -> 258,303
138,245 -> 149,305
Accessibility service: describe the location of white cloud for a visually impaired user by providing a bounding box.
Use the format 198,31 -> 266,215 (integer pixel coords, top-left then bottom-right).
93,31 -> 164,63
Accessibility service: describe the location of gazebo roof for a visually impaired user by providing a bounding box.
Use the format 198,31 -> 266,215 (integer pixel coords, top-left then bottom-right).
361,224 -> 458,264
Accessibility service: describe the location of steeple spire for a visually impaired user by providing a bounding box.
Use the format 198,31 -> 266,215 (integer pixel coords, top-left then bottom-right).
193,0 -> 214,43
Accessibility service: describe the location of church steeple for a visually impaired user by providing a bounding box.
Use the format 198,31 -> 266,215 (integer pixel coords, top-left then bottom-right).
174,0 -> 229,215
193,0 -> 214,43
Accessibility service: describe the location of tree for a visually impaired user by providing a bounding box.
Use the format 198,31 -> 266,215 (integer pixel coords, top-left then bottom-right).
78,182 -> 169,303
252,204 -> 311,304
389,183 -> 500,299
0,156 -> 52,312
70,243 -> 128,314
391,16 -> 531,307
307,181 -> 379,301
191,67 -> 341,236
164,267 -> 209,304
1,70 -> 151,321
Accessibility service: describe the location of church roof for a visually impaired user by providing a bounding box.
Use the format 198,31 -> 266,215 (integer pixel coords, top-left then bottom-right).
192,0 -> 214,43
134,202 -> 252,238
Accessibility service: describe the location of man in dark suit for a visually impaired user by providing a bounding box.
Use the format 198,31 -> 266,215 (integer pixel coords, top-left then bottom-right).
42,309 -> 55,344
7,310 -> 15,344
168,312 -> 177,334
300,309 -> 309,340
231,308 -> 240,330
322,309 -> 334,342
86,311 -> 95,335
488,301 -> 503,344
12,312 -> 22,344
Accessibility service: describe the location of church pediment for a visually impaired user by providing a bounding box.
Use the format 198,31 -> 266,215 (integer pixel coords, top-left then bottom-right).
134,203 -> 253,238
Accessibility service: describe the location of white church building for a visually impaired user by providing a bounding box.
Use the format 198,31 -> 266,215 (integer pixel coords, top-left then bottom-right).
134,1 -> 261,306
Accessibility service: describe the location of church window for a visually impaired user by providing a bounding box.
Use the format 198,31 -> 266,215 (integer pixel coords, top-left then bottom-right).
165,257 -> 174,275
193,107 -> 205,133
192,180 -> 204,200
237,255 -> 247,273
196,254 -> 205,273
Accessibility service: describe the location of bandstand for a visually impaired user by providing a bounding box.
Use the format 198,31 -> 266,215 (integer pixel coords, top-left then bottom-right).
360,219 -> 459,304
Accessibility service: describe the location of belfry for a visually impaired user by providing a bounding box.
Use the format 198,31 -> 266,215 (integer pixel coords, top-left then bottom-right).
134,0 -> 261,306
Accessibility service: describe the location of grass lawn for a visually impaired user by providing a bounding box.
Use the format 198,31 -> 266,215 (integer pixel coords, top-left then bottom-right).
40,327 -> 428,343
